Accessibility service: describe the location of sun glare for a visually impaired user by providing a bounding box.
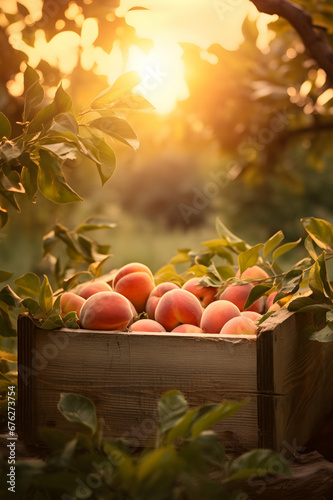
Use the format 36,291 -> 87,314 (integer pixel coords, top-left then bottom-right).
125,44 -> 189,114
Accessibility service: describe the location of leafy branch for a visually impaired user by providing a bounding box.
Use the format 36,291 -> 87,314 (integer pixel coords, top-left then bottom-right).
159,216 -> 333,340
0,390 -> 290,498
0,65 -> 153,228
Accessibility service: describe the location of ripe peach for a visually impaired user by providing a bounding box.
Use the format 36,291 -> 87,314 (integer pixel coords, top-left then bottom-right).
155,289 -> 203,331
220,316 -> 257,336
182,277 -> 217,307
80,291 -> 133,330
129,319 -> 166,333
146,282 -> 180,319
113,262 -> 154,287
236,265 -> 269,284
78,281 -> 112,300
114,272 -> 155,313
171,324 -> 204,333
265,292 -> 277,311
200,300 -> 240,334
60,292 -> 85,321
219,283 -> 264,313
241,311 -> 262,321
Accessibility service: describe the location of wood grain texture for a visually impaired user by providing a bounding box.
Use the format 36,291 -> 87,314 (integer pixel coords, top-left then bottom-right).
19,323 -> 258,450
241,451 -> 333,500
258,308 -> 333,450
17,308 -> 333,454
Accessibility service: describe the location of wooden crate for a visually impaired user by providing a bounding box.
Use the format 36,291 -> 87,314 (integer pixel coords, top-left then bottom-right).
17,308 -> 333,453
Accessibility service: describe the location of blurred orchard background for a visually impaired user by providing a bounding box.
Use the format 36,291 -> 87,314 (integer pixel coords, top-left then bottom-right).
1,0 -> 333,277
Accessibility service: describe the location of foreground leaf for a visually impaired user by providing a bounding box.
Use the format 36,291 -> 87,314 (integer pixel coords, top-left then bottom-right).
58,393 -> 97,434
302,217 -> 333,251
229,449 -> 290,480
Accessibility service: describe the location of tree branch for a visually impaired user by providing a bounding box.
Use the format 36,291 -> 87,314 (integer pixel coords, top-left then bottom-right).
250,0 -> 333,85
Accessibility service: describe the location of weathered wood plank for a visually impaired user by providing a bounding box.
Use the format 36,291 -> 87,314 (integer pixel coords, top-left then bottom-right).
258,308 -> 333,450
31,328 -> 258,450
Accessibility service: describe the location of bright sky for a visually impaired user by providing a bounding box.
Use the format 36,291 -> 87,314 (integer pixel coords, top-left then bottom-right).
4,0 -> 253,113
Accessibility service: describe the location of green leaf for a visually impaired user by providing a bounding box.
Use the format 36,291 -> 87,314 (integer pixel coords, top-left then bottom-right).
304,235 -> 318,260
229,449 -> 290,480
191,400 -> 247,439
90,71 -> 141,108
302,217 -> 333,251
238,244 -> 264,275
51,112 -> 78,135
0,349 -> 17,363
62,311 -> 80,329
89,116 -> 139,150
39,142 -> 78,161
86,135 -> 116,185
0,208 -> 9,228
88,255 -> 113,278
0,112 -> 11,139
62,271 -> 92,291
38,427 -> 73,452
154,265 -> 184,286
184,431 -> 225,468
21,156 -> 39,202
158,390 -> 188,439
57,393 -> 98,434
0,270 -> 14,283
37,150 -> 83,203
28,83 -> 72,133
215,218 -> 248,252
263,230 -> 284,258
0,306 -> 16,336
272,238 -> 301,262
40,314 -> 65,330
39,275 -> 53,314
111,95 -> 155,111
308,254 -> 333,300
23,65 -> 44,122
275,269 -> 303,301
14,272 -> 41,297
22,297 -> 41,316
0,285 -> 22,307
169,249 -> 191,265
165,409 -> 198,444
244,284 -> 272,310
76,217 -> 117,232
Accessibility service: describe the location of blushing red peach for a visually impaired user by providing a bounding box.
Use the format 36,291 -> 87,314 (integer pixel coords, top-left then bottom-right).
114,272 -> 155,313
80,291 -> 133,330
241,311 -> 262,321
236,265 -> 269,284
129,319 -> 166,333
113,262 -> 154,287
78,281 -> 112,300
171,324 -> 204,333
146,282 -> 180,319
220,316 -> 257,336
219,283 -> 264,313
265,292 -> 277,312
200,300 -> 240,334
155,289 -> 203,331
60,292 -> 85,320
182,277 -> 217,307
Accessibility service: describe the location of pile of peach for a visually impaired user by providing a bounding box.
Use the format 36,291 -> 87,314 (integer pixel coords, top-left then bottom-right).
60,263 -> 279,335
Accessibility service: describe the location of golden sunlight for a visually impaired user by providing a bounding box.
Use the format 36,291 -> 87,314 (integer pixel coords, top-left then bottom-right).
125,44 -> 189,114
